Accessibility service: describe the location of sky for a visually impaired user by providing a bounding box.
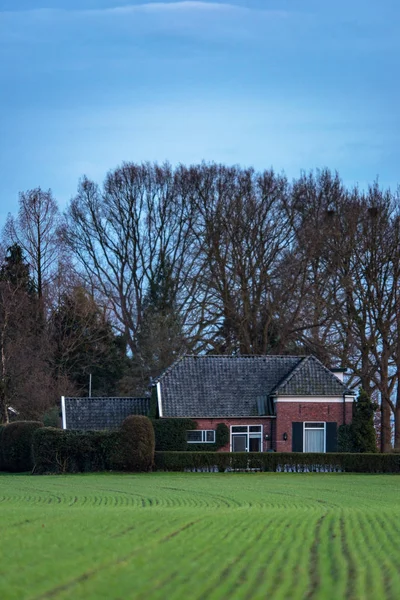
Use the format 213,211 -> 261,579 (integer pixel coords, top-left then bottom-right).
1,0 -> 400,226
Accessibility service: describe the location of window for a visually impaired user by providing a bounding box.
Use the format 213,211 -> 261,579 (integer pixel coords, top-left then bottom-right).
232,425 -> 262,433
304,422 -> 326,453
187,430 -> 215,443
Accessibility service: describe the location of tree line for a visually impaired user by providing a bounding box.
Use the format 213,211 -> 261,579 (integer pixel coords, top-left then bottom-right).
1,163 -> 399,451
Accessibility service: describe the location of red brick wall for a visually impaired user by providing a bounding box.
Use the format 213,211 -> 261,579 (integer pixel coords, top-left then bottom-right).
193,418 -> 275,452
275,401 -> 353,452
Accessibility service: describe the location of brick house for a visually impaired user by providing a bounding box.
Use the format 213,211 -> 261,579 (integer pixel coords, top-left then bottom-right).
154,355 -> 355,453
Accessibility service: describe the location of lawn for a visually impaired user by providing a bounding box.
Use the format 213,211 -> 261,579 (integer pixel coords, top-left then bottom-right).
1,473 -> 400,600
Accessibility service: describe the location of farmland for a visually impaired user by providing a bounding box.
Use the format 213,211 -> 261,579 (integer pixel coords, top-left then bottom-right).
1,473 -> 400,600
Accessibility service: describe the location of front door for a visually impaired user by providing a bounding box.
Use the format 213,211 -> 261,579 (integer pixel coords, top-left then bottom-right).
231,425 -> 263,452
232,434 -> 247,452
249,436 -> 261,452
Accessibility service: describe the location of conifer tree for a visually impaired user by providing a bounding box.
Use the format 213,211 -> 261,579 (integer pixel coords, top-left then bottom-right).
352,389 -> 378,452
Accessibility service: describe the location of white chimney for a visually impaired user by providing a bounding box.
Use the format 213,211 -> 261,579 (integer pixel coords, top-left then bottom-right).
331,368 -> 346,383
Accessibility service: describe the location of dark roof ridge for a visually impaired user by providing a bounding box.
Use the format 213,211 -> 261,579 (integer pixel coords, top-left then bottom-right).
306,355 -> 353,393
274,354 -> 352,395
153,353 -> 310,384
152,353 -> 188,383
270,356 -> 309,395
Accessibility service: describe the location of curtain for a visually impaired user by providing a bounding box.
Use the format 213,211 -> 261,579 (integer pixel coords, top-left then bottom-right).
304,429 -> 324,453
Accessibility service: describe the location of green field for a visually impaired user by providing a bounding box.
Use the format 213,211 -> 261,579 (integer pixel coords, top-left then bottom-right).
1,473 -> 400,600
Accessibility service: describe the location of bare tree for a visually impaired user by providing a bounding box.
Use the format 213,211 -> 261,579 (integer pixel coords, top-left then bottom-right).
290,172 -> 400,450
65,163 -> 202,356
4,188 -> 64,305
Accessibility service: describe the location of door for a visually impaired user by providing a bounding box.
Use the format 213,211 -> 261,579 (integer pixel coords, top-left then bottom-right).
232,434 -> 247,452
249,436 -> 261,452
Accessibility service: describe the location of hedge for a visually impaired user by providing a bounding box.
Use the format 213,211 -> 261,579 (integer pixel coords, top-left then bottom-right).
1,421 -> 44,472
32,428 -> 121,474
32,418 -> 156,474
154,452 -> 400,473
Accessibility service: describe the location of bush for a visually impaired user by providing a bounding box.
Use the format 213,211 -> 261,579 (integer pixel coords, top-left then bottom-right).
215,423 -> 230,448
42,406 -> 61,428
152,418 -> 197,451
32,428 -> 121,474
152,420 -> 230,451
154,452 -> 400,473
337,424 -> 354,452
118,415 -> 155,472
1,421 -> 43,472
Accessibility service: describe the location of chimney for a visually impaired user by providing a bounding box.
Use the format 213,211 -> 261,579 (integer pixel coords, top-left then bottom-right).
331,368 -> 346,383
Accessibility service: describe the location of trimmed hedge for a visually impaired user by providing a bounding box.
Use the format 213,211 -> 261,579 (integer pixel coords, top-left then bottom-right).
154,452 -> 400,473
1,421 -> 44,472
117,415 -> 155,472
32,428 -> 121,474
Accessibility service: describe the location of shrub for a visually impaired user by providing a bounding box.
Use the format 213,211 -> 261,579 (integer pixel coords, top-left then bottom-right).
215,423 -> 230,448
152,420 -> 229,451
118,415 -> 155,472
1,421 -> 43,472
154,451 -> 400,473
32,428 -> 121,474
42,406 -> 61,428
152,418 -> 197,451
337,424 -> 354,452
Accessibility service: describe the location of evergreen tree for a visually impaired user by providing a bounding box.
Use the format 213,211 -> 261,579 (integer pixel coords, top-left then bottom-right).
352,388 -> 378,452
0,244 -> 55,422
0,244 -> 36,295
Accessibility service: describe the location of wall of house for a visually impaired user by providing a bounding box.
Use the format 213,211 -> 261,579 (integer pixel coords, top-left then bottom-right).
274,400 -> 353,452
193,418 -> 275,452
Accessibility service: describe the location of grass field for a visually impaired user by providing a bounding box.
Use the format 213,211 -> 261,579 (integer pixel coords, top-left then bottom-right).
1,473 -> 400,600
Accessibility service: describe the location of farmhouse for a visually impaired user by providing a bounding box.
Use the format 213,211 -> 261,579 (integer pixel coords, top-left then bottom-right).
154,355 -> 355,453
62,354 -> 355,453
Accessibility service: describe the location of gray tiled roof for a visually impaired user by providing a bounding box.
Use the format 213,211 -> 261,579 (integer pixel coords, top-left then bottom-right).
157,355 -> 301,417
157,355 -> 351,418
64,397 -> 150,430
273,355 -> 352,396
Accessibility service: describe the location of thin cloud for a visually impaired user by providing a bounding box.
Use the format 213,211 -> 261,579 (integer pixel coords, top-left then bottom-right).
0,2 -> 289,19
107,2 -> 241,13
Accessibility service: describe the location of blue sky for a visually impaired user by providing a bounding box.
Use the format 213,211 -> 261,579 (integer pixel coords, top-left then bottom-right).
1,0 -> 399,226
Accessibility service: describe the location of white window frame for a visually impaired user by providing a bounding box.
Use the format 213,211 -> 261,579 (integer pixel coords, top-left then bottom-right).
187,430 -> 216,443
230,425 -> 263,452
303,422 -> 326,453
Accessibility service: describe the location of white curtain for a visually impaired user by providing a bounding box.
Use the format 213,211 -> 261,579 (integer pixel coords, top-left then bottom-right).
304,429 -> 324,453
